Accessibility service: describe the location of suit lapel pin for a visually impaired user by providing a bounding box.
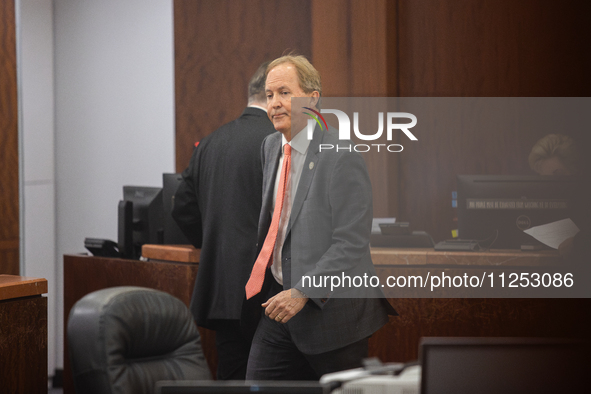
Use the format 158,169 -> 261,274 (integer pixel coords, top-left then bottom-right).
309,161 -> 314,170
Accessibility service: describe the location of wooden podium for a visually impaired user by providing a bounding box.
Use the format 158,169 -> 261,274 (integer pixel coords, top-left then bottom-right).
0,275 -> 48,393
63,253 -> 208,394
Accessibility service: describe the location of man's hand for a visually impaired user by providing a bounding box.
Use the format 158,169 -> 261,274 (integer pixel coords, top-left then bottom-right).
262,288 -> 308,324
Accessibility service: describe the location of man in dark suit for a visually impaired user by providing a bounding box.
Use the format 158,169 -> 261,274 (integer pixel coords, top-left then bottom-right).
172,62 -> 275,380
243,55 -> 395,380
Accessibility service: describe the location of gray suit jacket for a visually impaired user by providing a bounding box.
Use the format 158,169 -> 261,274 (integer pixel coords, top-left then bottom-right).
248,126 -> 395,355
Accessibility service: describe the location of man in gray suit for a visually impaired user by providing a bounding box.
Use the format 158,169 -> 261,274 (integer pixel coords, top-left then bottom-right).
243,55 -> 396,380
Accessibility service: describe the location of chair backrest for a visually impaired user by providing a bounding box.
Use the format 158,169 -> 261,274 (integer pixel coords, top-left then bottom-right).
67,286 -> 211,394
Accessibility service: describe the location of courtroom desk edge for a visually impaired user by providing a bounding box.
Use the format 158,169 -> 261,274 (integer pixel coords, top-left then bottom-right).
141,244 -> 201,263
0,275 -> 48,301
66,252 -> 200,265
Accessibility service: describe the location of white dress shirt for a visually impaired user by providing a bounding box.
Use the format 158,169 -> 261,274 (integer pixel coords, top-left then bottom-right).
271,128 -> 311,285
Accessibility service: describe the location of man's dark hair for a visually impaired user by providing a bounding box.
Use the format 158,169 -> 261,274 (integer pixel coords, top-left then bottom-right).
248,61 -> 270,105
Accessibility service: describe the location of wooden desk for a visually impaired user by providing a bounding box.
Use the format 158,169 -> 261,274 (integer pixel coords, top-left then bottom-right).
369,248 -> 590,363
63,249 -> 589,393
0,275 -> 48,393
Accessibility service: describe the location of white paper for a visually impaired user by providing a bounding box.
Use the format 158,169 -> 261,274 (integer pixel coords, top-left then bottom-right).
372,218 -> 396,234
523,218 -> 580,249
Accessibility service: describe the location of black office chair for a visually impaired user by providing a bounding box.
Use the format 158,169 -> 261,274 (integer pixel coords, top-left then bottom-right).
67,286 -> 211,394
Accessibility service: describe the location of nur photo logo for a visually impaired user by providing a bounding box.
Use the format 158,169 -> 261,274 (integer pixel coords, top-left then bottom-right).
304,106 -> 418,153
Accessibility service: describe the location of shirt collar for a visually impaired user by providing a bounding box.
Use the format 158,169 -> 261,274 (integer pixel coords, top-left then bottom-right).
281,127 -> 311,156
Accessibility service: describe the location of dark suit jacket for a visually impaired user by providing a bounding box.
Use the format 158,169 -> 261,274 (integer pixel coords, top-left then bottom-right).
173,107 -> 275,329
245,126 -> 395,355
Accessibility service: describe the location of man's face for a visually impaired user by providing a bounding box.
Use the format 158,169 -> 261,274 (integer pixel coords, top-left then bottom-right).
265,63 -> 317,141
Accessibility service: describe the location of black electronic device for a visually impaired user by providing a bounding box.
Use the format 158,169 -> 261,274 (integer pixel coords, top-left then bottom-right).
379,222 -> 411,236
118,186 -> 164,259
162,173 -> 191,245
118,200 -> 133,258
420,337 -> 587,394
84,237 -> 120,257
457,175 -> 577,249
434,239 -> 480,251
371,231 -> 435,248
155,381 -> 331,394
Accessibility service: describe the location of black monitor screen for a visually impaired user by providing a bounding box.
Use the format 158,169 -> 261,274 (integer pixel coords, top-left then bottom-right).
120,186 -> 163,259
155,381 -> 330,394
420,337 -> 587,394
457,175 -> 577,249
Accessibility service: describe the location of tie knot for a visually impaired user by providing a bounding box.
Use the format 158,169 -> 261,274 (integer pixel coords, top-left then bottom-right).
284,144 -> 292,157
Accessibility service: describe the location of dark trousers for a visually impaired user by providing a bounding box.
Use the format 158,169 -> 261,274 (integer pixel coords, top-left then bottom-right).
245,279 -> 368,380
214,320 -> 252,380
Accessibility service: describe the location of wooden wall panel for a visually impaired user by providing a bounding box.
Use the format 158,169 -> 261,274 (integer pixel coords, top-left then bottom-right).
0,0 -> 19,274
174,0 -> 312,172
312,0 -> 399,217
311,0 -> 351,98
397,0 -> 590,97
175,0 -> 590,240
350,0 -> 398,218
395,0 -> 591,242
0,248 -> 19,276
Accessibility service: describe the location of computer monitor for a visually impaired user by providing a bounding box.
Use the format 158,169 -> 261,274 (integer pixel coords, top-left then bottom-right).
162,173 -> 191,245
420,337 -> 587,394
456,175 -> 577,249
118,186 -> 164,259
155,381 -> 330,394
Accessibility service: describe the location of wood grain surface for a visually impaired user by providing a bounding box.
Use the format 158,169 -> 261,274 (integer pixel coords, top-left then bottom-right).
395,0 -> 591,242
0,275 -> 48,301
174,0 -> 312,172
311,0 -> 399,218
141,244 -> 200,263
0,296 -> 48,393
0,0 -> 19,275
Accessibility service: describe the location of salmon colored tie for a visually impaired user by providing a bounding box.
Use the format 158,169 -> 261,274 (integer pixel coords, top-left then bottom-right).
245,144 -> 292,299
